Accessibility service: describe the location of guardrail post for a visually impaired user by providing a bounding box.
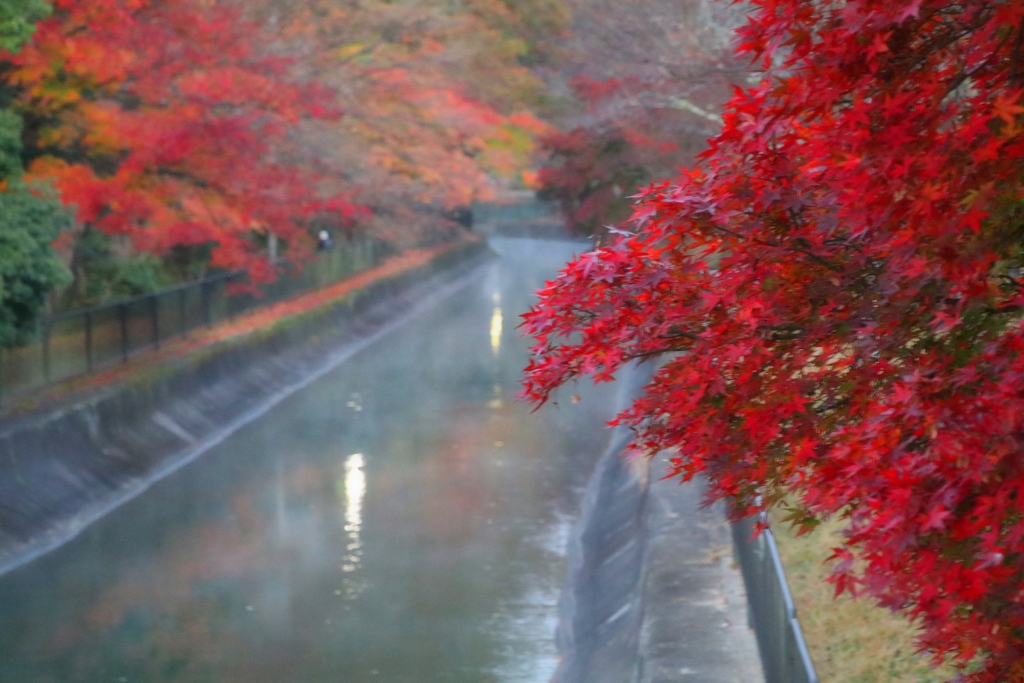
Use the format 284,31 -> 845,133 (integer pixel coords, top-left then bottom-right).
732,510 -> 818,683
118,303 -> 129,363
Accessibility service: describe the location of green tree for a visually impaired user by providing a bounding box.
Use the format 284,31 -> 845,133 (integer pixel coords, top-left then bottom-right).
0,176 -> 71,346
0,0 -> 72,347
0,0 -> 49,53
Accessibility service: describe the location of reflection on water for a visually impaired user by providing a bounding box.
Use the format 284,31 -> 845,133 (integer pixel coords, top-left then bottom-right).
341,453 -> 365,574
0,238 -> 617,683
490,307 -> 503,356
489,383 -> 504,410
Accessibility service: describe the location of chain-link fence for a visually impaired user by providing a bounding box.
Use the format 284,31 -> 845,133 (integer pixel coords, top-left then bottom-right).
732,512 -> 819,683
0,238 -> 388,399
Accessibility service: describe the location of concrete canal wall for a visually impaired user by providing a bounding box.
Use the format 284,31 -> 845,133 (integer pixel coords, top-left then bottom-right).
553,366 -> 652,683
553,364 -> 765,683
0,240 -> 492,577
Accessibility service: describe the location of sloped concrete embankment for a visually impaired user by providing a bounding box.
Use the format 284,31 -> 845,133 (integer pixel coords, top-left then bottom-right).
0,240 -> 492,577
553,365 -> 653,683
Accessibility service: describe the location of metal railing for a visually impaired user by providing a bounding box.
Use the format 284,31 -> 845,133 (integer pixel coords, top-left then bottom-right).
732,511 -> 819,683
0,238 -> 388,399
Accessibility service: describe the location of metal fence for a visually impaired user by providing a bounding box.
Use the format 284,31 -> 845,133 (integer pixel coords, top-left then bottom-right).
0,238 -> 388,399
732,512 -> 819,683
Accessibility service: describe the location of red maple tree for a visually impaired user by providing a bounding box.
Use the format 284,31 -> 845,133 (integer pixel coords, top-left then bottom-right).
8,0 -> 358,286
522,0 -> 1024,679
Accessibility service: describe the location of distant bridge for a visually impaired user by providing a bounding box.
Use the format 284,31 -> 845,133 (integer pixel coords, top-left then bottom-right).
472,193 -> 584,241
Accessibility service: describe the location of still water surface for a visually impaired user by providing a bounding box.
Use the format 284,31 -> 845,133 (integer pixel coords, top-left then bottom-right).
0,239 -> 620,683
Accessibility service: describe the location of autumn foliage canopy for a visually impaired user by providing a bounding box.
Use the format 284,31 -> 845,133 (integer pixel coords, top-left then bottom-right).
6,0 -> 358,286
245,0 -> 556,246
0,0 -> 557,309
521,0 -> 1024,679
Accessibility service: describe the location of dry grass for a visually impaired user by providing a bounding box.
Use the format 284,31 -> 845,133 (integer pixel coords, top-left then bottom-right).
768,512 -> 959,683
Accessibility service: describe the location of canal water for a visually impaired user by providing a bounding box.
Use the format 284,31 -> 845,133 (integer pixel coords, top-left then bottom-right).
0,239 -> 623,683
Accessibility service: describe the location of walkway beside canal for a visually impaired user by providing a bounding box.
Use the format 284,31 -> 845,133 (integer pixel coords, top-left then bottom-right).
640,460 -> 764,683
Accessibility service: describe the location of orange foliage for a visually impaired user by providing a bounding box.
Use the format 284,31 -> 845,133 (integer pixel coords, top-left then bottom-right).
243,0 -> 559,245
4,0 -> 562,278
9,0 -> 363,283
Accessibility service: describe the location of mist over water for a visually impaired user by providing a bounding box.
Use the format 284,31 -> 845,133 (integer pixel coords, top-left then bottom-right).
0,239 -> 619,683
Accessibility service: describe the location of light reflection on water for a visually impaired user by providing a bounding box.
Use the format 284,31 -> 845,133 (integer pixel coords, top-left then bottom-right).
341,452 -> 365,574
0,238 -> 616,683
490,306 -> 503,356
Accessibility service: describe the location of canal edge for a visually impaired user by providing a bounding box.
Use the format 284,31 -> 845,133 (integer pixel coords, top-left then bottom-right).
552,358 -> 766,683
0,239 -> 494,577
